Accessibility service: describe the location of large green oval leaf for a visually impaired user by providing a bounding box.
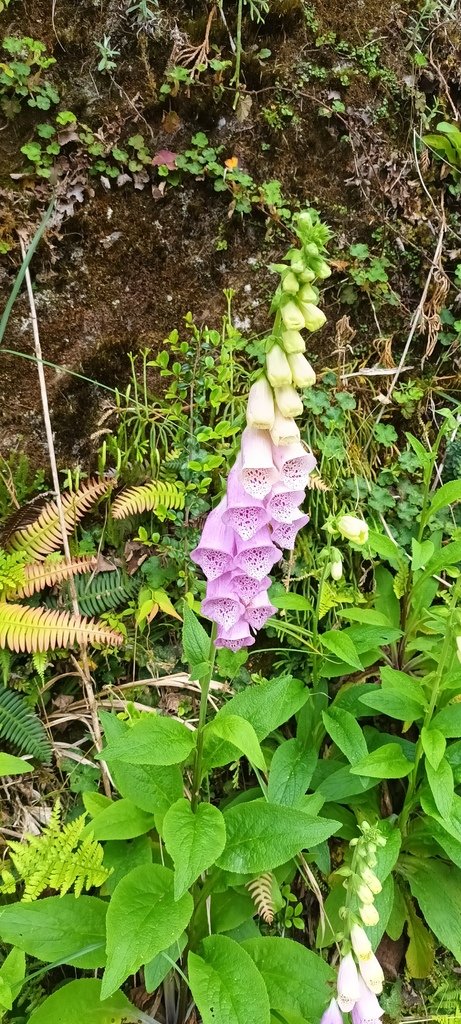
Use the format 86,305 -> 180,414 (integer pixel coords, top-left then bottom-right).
242,937 -> 334,1021
163,799 -> 226,899
405,857 -> 461,961
84,798 -> 156,840
100,715 -> 196,766
217,800 -> 339,874
101,863 -> 193,998
188,934 -> 270,1024
0,896 -> 106,967
27,979 -> 133,1023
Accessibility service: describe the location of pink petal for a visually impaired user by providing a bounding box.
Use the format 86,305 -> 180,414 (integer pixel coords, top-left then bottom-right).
190,499 -> 236,580
201,573 -> 244,629
215,619 -> 255,651
241,427 -> 279,499
235,526 -> 282,580
271,513 -> 309,550
231,572 -> 272,602
222,456 -> 270,540
243,589 -> 277,630
272,442 -> 316,488
267,483 -> 306,523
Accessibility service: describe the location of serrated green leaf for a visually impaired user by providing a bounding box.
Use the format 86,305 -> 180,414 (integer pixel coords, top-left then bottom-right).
322,708 -> 368,765
163,799 -> 226,899
188,935 -> 270,1024
204,715 -> 266,770
267,739 -> 316,806
350,743 -> 413,779
27,979 -> 133,1023
217,800 -> 339,874
319,630 -> 362,670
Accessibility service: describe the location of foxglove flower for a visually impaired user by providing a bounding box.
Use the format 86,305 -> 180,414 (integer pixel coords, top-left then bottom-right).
356,883 -> 374,906
270,411 -> 301,447
222,458 -> 269,540
298,282 -> 318,303
272,441 -> 316,488
235,526 -> 282,580
360,904 -> 380,927
243,589 -> 277,630
246,377 -> 275,431
274,384 -> 304,418
280,329 -> 306,354
337,515 -> 369,546
287,352 -> 316,388
337,952 -> 360,1012
351,925 -> 372,960
215,619 -> 255,651
266,344 -> 293,387
320,999 -> 343,1024
360,867 -> 382,895
358,954 -> 384,996
298,301 -> 327,332
267,483 -> 305,523
190,499 -> 235,580
201,573 -> 244,629
351,977 -> 384,1024
280,299 -> 306,332
282,270 -> 300,293
271,513 -> 309,551
230,571 -> 272,602
241,427 -> 278,499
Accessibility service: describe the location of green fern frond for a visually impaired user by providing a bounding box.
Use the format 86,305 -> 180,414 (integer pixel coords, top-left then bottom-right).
0,649 -> 10,686
14,555 -> 99,598
111,480 -> 185,519
0,550 -> 27,597
6,480 -> 109,561
393,561 -> 409,600
2,801 -> 111,901
59,570 -> 139,617
32,651 -> 49,684
0,685 -> 51,762
0,603 -> 124,653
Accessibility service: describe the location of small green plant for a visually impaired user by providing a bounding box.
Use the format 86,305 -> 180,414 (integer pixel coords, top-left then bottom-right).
423,121 -> 461,192
0,36 -> 58,118
95,35 -> 120,74
341,243 -> 399,306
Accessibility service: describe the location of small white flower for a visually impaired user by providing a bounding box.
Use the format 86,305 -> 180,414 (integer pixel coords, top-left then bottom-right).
280,299 -> 306,332
351,924 -> 372,960
337,952 -> 360,1012
266,345 -> 292,387
360,904 -> 380,927
287,352 -> 316,388
360,867 -> 382,895
337,515 -> 369,546
358,953 -> 384,995
270,411 -> 301,447
331,559 -> 343,581
282,270 -> 300,294
274,385 -> 304,419
280,329 -> 306,354
297,301 -> 327,332
356,883 -> 374,906
246,377 -> 275,431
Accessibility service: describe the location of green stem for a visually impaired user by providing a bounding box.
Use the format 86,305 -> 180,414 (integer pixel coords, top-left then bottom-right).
311,538 -> 332,741
191,623 -> 217,811
232,0 -> 243,108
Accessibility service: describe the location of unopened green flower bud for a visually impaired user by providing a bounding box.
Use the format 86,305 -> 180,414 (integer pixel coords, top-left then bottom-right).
287,353 -> 316,389
280,300 -> 306,332
291,254 -> 306,275
330,559 -> 343,581
281,330 -> 306,354
336,514 -> 369,546
282,270 -> 300,294
359,904 -> 380,927
298,283 -> 318,303
246,376 -> 275,431
266,344 -> 292,387
361,867 -> 382,895
304,241 -> 319,257
297,301 -> 327,333
356,883 -> 374,906
270,411 -> 301,447
310,257 -> 331,279
299,267 -> 316,283
274,385 -> 304,418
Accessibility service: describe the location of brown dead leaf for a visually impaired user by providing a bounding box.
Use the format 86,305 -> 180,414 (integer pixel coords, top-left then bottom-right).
162,110 -> 182,134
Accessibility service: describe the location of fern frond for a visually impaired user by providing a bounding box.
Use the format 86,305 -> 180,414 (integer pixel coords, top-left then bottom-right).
14,555 -> 99,598
6,480 -> 109,561
0,492 -> 54,544
111,480 -> 185,519
0,649 -> 11,685
306,473 -> 330,492
3,801 -> 110,901
393,561 -> 409,600
0,685 -> 51,761
247,872 -> 275,924
0,603 -> 123,653
62,570 -> 139,617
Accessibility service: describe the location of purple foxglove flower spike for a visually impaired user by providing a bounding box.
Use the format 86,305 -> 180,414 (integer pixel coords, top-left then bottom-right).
222,457 -> 270,540
320,999 -> 343,1024
190,499 -> 236,580
267,483 -> 306,524
230,571 -> 272,602
240,427 -> 279,499
337,952 -> 360,1012
272,441 -> 316,488
235,526 -> 282,580
271,513 -> 309,551
215,618 -> 255,651
201,573 -> 245,629
243,589 -> 277,630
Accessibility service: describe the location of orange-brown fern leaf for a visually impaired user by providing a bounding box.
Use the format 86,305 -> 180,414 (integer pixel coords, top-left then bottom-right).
111,480 -> 185,520
14,556 -> 100,598
246,872 -> 274,924
0,603 -> 123,653
6,480 -> 110,561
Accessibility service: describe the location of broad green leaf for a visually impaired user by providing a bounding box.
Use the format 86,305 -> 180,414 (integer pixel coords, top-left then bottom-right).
350,743 -> 413,779
359,690 -> 425,722
338,607 -> 396,627
242,937 -> 334,1021
432,703 -> 461,738
27,979 -> 133,1023
210,889 -> 256,933
366,530 -> 401,563
406,858 -> 461,961
267,740 -> 316,806
319,630 -> 362,670
101,714 -> 196,766
0,947 -> 24,1009
426,756 -> 454,820
405,898 -> 435,979
163,799 -> 226,899
188,935 -> 270,1024
316,764 -> 377,801
109,758 -> 183,818
83,792 -> 111,817
203,676 -> 308,770
84,798 -> 156,840
101,836 -> 152,896
144,934 -> 187,993
182,604 -> 211,674
270,591 -> 311,611
421,791 -> 461,844
411,538 -> 434,572
0,896 -> 106,967
217,799 -> 339,873
379,667 -> 427,705
0,752 -> 32,776
102,864 -> 193,997
425,481 -> 461,522
322,708 -> 368,765
205,715 -> 266,770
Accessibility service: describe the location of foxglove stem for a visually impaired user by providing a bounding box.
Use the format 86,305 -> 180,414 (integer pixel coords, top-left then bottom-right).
191,622 -> 217,811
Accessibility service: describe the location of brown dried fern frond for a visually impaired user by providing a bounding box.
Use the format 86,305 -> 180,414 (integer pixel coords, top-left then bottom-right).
247,872 -> 275,924
111,480 -> 185,520
6,480 -> 110,561
0,603 -> 123,653
14,555 -> 99,598
306,473 -> 330,492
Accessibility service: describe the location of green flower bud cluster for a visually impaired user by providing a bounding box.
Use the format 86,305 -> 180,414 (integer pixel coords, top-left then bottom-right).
247,210 -> 331,443
348,823 -> 386,929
